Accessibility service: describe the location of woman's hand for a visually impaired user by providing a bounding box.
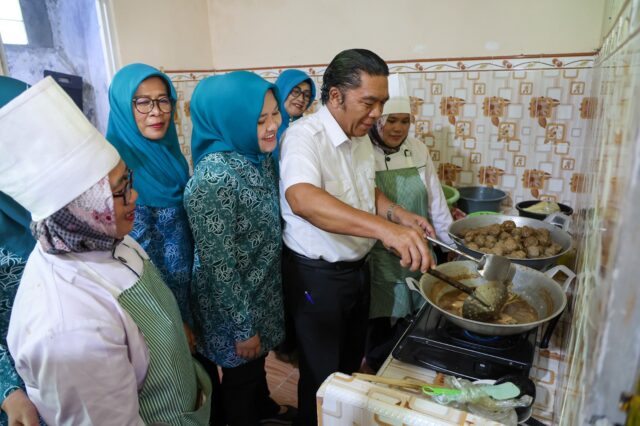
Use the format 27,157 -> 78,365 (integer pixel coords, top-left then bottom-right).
236,334 -> 261,360
183,323 -> 196,354
2,389 -> 39,426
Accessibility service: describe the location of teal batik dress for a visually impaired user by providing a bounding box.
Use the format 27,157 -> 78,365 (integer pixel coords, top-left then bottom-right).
184,152 -> 284,368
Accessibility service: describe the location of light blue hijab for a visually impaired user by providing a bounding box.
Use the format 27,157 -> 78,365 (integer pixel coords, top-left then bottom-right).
106,63 -> 190,208
274,69 -> 316,140
190,71 -> 280,167
0,76 -> 35,259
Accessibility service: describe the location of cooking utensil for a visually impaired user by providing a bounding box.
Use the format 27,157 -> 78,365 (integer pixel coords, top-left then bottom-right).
448,213 -> 572,271
495,375 -> 536,423
352,373 -> 431,390
425,269 -> 507,320
422,381 -> 520,401
405,261 -> 575,336
426,235 -> 516,283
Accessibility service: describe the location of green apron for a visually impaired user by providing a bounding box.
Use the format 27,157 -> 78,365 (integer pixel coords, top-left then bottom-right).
74,252 -> 212,425
370,163 -> 433,319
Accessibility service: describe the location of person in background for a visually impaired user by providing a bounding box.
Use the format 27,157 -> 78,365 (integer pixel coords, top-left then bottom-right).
274,69 -> 316,142
0,76 -> 40,426
279,48 -> 436,425
1,77 -> 211,425
184,71 -> 295,426
364,74 -> 455,373
272,69 -> 316,360
106,63 -> 194,325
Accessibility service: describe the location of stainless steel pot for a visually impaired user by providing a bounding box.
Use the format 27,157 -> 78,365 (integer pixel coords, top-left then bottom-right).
406,261 -> 575,336
447,213 -> 572,270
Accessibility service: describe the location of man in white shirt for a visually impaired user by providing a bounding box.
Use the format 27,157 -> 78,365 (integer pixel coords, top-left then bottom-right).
279,49 -> 436,425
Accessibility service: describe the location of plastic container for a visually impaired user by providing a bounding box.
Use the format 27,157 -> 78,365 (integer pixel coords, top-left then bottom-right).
441,184 -> 460,206
467,211 -> 499,217
457,186 -> 507,214
516,200 -> 573,220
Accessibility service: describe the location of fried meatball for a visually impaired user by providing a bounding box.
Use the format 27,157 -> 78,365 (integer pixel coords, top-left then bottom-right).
523,236 -> 539,248
511,250 -> 527,259
490,245 -> 505,256
499,231 -> 511,241
501,220 -> 516,232
464,230 -> 476,243
488,224 -> 502,236
468,242 -> 480,250
503,238 -> 518,253
545,243 -> 563,256
474,235 -> 486,246
521,226 -> 535,238
527,245 -> 541,258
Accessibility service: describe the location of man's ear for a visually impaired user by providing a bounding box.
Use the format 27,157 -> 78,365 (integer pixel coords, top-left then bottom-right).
328,87 -> 343,108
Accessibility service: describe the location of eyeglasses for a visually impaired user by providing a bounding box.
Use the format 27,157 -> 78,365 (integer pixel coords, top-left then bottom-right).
288,87 -> 313,102
132,96 -> 173,114
112,169 -> 134,206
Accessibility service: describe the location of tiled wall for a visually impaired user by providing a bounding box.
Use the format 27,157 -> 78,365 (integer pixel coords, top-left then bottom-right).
168,55 -> 594,210
555,0 -> 640,424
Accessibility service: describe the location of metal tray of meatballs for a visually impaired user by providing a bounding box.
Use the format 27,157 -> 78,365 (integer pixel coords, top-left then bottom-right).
448,214 -> 572,270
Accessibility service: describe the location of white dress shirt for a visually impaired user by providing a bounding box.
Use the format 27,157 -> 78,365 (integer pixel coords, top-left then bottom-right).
372,136 -> 455,246
279,106 -> 377,262
8,236 -> 149,426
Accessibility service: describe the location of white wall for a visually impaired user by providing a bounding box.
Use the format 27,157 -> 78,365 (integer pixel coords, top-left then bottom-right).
108,0 -> 605,71
208,0 -> 605,69
109,0 -> 213,70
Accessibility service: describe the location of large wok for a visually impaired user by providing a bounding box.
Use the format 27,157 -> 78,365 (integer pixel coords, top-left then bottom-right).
448,213 -> 572,270
406,260 -> 575,336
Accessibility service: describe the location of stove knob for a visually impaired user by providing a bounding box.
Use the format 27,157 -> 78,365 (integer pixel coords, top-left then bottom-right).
473,361 -> 492,377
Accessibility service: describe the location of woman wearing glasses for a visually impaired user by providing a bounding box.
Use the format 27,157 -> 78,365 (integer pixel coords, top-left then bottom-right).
273,70 -> 316,161
1,78 -> 211,425
184,71 -> 295,425
106,64 -> 194,326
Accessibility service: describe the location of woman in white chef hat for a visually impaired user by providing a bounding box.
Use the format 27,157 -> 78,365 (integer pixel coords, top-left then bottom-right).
364,74 -> 456,372
0,77 -> 212,426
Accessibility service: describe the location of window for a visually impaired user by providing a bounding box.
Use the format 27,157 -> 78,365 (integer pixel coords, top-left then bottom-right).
0,0 -> 28,45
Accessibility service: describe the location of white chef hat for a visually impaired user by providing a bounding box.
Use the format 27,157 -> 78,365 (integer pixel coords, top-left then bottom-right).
382,73 -> 411,115
0,76 -> 120,221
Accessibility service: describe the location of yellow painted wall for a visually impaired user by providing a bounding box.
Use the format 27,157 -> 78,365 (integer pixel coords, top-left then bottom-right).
109,0 -> 212,70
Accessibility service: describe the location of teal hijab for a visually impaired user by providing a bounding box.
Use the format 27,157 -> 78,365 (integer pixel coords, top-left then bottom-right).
0,76 -> 36,259
190,71 -> 280,167
106,63 -> 190,208
274,69 -> 316,139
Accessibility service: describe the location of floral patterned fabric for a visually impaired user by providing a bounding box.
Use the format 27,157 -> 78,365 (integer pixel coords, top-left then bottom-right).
0,249 -> 27,424
184,152 -> 284,368
130,205 -> 194,323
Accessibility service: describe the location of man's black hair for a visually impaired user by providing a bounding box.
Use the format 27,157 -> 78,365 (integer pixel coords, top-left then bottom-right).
320,49 -> 389,104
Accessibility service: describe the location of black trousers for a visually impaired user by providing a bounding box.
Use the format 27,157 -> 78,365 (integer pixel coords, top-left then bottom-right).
282,247 -> 370,426
365,317 -> 412,372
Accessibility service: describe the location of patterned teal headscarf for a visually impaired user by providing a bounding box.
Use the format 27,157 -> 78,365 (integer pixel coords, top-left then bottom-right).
106,63 -> 189,208
0,76 -> 35,259
190,71 -> 280,167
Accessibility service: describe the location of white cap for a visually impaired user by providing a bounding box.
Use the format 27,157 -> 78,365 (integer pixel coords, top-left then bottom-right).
0,77 -> 120,221
383,73 -> 411,115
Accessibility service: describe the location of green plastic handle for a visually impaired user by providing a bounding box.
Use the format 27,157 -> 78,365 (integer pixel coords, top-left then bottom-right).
422,385 -> 461,397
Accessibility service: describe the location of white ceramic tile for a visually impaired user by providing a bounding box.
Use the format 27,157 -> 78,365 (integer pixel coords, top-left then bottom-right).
421,103 -> 435,116
499,88 -> 513,99
547,178 -> 564,192
571,127 -> 583,137
451,156 -> 465,168
502,174 -> 517,188
557,105 -> 574,120
547,87 -> 563,100
513,70 -> 527,79
450,72 -> 464,80
494,71 -> 510,79
454,88 -> 467,99
555,142 -> 570,155
543,69 -> 561,78
563,69 -> 579,78
413,88 -> 426,99
466,71 -> 479,80
494,158 -> 507,169
463,139 -> 476,149
539,162 -> 554,174
463,104 -> 477,117
508,104 -> 523,118
459,171 -> 474,184
476,124 -> 485,134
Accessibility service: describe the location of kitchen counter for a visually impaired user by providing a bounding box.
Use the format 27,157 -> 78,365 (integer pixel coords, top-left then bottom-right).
317,318 -> 568,425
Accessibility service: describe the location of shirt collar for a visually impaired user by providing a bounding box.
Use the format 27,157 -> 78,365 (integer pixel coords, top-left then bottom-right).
318,105 -> 350,147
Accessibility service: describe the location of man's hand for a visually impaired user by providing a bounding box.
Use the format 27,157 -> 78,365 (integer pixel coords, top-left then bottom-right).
2,389 -> 39,426
236,334 -> 261,360
380,222 -> 436,272
392,207 -> 435,239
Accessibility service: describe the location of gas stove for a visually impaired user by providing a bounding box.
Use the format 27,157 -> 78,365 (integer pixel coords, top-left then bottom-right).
392,303 -> 537,381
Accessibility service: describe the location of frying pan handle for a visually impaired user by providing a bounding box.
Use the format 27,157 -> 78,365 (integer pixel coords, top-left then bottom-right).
544,264 -> 576,292
405,277 -> 421,293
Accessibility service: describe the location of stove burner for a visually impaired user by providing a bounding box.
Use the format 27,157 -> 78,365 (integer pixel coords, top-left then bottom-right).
392,304 -> 537,381
462,330 -> 501,343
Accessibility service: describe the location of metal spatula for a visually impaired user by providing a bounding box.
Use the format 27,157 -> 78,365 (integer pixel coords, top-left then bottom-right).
426,235 -> 515,283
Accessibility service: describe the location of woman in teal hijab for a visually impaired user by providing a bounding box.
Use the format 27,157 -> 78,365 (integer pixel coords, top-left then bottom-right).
273,70 -> 316,161
0,76 -> 41,426
106,64 -> 194,324
185,71 -> 295,425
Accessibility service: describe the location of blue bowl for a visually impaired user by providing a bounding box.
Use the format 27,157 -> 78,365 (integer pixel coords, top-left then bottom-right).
457,186 -> 507,214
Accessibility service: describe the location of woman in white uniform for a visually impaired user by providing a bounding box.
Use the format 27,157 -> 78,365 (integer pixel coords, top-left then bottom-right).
364,74 -> 455,372
0,78 -> 211,425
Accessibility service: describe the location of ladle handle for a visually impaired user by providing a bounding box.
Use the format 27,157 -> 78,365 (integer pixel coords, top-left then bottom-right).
425,269 -> 491,309
426,235 -> 479,263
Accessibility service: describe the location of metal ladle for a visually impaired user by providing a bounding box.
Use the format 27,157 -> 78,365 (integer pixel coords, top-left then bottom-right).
425,236 -> 511,320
